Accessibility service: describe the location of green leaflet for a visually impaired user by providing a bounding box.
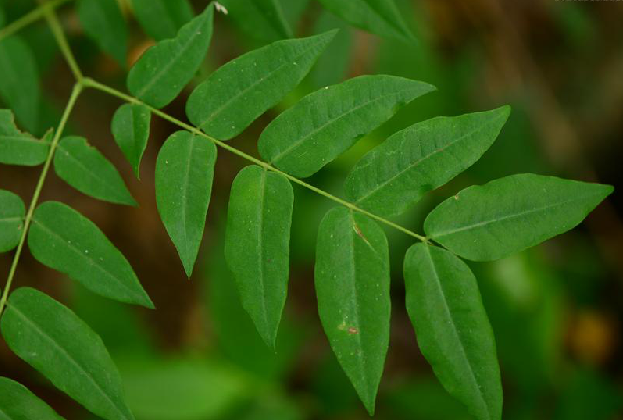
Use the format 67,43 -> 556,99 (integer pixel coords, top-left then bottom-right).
127,4 -> 214,109
131,0 -> 194,41
28,202 -> 153,308
77,0 -> 127,65
0,190 -> 25,253
53,137 -> 136,206
0,7 -> 5,28
0,109 -> 50,166
0,377 -> 65,420
111,103 -> 151,177
0,37 -> 40,133
0,288 -> 134,420
258,75 -> 435,178
224,165 -> 293,347
403,243 -> 502,420
317,0 -> 414,42
425,174 -> 614,261
155,131 -> 217,276
344,106 -> 511,218
315,207 -> 390,415
218,0 -> 292,43
186,31 -> 336,140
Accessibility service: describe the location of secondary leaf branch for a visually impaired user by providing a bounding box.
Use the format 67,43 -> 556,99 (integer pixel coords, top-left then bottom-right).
0,82 -> 83,318
82,77 -> 427,242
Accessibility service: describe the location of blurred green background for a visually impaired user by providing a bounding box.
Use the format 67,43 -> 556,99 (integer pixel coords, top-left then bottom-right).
0,0 -> 622,419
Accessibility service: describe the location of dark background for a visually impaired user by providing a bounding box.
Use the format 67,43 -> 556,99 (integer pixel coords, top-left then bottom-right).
0,0 -> 622,419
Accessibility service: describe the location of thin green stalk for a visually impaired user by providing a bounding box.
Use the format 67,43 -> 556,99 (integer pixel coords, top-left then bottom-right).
0,82 -> 83,317
0,0 -> 72,42
82,77 -> 427,242
43,2 -> 83,81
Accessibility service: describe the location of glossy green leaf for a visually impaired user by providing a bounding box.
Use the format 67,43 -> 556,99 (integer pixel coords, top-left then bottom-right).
28,201 -> 153,308
218,0 -> 292,43
315,207 -> 390,415
317,0 -> 414,42
0,288 -> 134,420
0,109 -> 50,166
258,75 -> 435,177
403,243 -> 502,420
77,0 -> 127,65
53,137 -> 136,206
224,165 -> 293,347
128,4 -> 214,109
131,0 -> 194,41
345,106 -> 510,218
155,131 -> 217,276
0,190 -> 24,253
425,174 -> 614,261
0,37 -> 40,133
111,103 -> 151,177
0,377 -> 65,420
186,31 -> 335,140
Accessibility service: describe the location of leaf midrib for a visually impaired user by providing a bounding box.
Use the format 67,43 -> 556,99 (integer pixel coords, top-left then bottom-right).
431,191 -> 604,239
256,169 -> 270,334
8,304 -> 130,420
346,212 -> 369,403
422,244 -> 489,418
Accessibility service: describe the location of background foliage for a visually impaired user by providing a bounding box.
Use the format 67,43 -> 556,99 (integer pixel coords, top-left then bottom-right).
0,0 -> 622,419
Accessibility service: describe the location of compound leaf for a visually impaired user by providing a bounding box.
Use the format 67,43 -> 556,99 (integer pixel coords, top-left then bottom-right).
217,0 -> 292,43
0,190 -> 25,253
131,0 -> 194,41
224,165 -> 293,347
28,202 -> 153,308
0,109 -> 50,166
425,174 -> 614,261
0,287 -> 134,420
77,0 -> 127,65
403,243 -> 502,420
128,4 -> 214,109
258,75 -> 434,178
0,377 -> 65,420
111,103 -> 151,177
53,137 -> 136,206
315,207 -> 390,415
155,131 -> 217,276
317,0 -> 414,42
0,38 -> 40,133
345,106 -> 510,218
186,31 -> 336,140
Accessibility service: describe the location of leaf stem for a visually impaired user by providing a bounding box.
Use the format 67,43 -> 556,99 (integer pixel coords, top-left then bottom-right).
42,1 -> 83,82
0,0 -> 72,42
82,77 -> 427,242
0,82 -> 83,318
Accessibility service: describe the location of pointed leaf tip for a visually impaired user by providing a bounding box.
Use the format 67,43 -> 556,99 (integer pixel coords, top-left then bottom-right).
315,207 -> 390,413
155,131 -> 217,277
403,243 -> 502,420
224,165 -> 293,348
